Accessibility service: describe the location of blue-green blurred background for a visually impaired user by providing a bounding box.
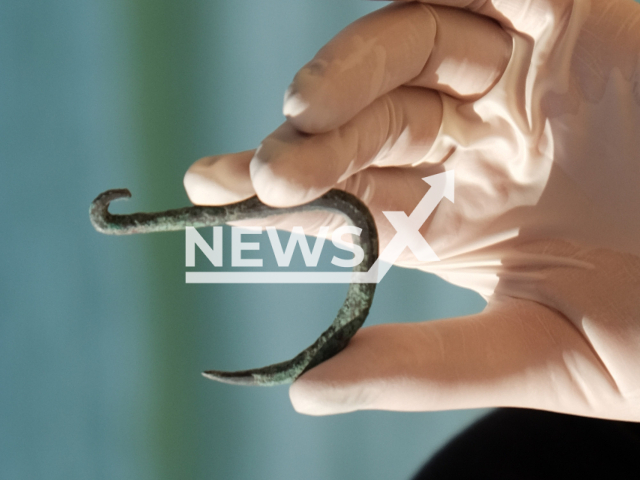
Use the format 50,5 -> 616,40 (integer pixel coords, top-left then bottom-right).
0,1 -> 489,478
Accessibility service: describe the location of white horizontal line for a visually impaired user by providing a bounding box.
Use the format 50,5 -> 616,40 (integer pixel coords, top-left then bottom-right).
186,270 -> 377,284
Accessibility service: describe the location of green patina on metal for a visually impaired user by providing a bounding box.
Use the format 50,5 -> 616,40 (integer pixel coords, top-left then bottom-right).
90,188 -> 378,386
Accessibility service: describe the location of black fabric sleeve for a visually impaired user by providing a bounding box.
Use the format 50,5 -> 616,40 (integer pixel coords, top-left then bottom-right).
412,408 -> 640,480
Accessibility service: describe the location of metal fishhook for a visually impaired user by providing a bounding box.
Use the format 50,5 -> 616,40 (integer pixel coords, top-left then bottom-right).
90,188 -> 378,386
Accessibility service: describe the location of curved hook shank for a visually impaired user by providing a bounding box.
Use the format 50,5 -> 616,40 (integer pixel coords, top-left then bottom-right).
90,188 -> 378,386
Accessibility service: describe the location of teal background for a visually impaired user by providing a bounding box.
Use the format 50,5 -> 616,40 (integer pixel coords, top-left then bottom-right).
0,1 -> 492,478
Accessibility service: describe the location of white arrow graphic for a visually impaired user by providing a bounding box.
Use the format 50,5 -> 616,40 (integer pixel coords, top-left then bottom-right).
355,170 -> 455,283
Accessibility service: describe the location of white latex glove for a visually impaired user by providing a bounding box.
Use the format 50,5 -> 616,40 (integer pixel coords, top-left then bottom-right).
184,0 -> 640,421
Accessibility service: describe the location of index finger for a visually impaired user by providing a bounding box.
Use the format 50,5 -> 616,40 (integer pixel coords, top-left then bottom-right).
284,2 -> 511,133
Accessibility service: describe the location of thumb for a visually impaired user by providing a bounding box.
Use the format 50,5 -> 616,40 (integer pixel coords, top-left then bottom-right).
289,297 -> 626,419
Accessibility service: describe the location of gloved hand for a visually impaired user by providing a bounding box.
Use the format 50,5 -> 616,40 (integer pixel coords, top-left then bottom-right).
184,0 -> 640,421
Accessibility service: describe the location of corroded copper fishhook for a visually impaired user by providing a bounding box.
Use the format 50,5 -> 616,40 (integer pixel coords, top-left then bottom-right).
90,188 -> 378,386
